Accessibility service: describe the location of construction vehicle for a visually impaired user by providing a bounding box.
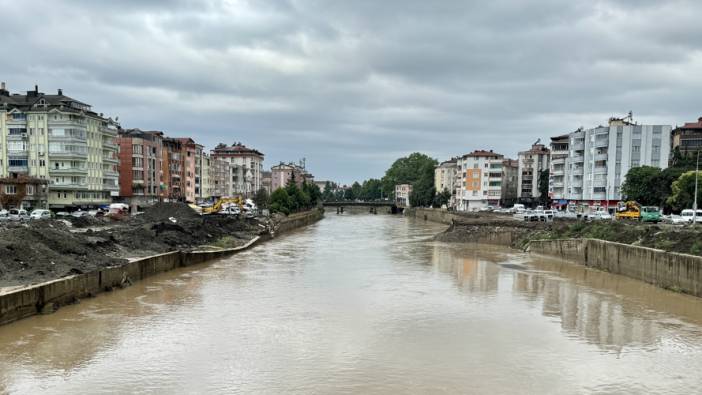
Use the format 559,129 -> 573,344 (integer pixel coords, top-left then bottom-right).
202,197 -> 243,215
640,206 -> 661,223
615,201 -> 641,220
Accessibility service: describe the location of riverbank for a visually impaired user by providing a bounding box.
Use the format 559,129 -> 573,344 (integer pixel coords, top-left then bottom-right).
408,208 -> 702,297
0,208 -> 324,326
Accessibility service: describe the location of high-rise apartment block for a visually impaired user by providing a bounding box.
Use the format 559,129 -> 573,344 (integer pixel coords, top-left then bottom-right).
0,84 -> 119,209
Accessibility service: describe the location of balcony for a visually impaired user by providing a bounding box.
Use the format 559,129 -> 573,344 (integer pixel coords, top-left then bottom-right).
551,157 -> 565,165
571,178 -> 583,187
49,167 -> 88,175
50,151 -> 88,159
594,166 -> 608,174
102,156 -> 119,163
593,179 -> 607,188
572,167 -> 584,175
51,183 -> 89,190
571,142 -> 584,150
571,154 -> 584,162
551,168 -> 565,176
592,192 -> 607,200
551,181 -> 564,188
595,153 -> 608,161
594,139 -> 609,148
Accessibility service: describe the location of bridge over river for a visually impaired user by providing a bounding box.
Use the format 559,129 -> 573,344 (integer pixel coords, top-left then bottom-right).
322,201 -> 402,214
1,213 -> 701,393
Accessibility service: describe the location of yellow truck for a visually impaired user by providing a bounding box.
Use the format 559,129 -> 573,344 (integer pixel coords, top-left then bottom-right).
615,201 -> 641,220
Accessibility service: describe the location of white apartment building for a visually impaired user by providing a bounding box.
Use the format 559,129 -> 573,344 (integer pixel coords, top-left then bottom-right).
548,134 -> 569,207
0,84 -> 119,209
455,150 -> 504,211
517,142 -> 550,203
564,117 -> 671,205
395,184 -> 412,207
211,143 -> 264,197
434,158 -> 457,206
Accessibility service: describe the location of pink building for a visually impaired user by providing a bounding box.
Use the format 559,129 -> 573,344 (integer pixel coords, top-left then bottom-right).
271,163 -> 313,191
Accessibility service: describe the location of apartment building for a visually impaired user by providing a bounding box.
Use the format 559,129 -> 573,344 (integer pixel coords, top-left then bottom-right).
395,184 -> 412,206
211,143 -> 264,197
548,134 -> 569,207
210,157 -> 232,198
0,83 -> 119,209
455,150 -> 505,211
564,116 -> 671,205
0,174 -> 49,209
517,142 -> 550,204
434,158 -> 457,193
262,171 -> 272,194
116,128 -> 164,205
271,162 -> 313,191
501,159 -> 519,207
196,148 -> 214,201
671,116 -> 702,158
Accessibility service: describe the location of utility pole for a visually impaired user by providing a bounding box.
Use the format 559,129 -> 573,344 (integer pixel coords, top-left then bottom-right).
694,150 -> 700,225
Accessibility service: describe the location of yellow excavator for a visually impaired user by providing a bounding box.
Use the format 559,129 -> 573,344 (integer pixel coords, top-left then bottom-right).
202,197 -> 243,215
615,201 -> 641,220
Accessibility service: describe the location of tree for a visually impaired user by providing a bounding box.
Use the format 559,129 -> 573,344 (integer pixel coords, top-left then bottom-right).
538,169 -> 550,206
380,153 -> 438,198
269,188 -> 292,215
667,171 -> 702,211
621,166 -> 663,206
322,181 -> 336,202
433,189 -> 452,207
350,182 -> 362,201
253,188 -> 270,209
343,187 -> 354,201
302,181 -> 322,207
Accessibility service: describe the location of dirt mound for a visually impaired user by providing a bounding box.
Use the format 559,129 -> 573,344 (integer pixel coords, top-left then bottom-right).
140,202 -> 200,223
0,222 -> 124,287
68,215 -> 108,228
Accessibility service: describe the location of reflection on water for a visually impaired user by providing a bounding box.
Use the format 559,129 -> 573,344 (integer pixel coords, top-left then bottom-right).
1,213 -> 701,394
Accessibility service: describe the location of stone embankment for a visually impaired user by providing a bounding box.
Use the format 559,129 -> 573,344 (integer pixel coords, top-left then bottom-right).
0,207 -> 324,326
408,207 -> 702,297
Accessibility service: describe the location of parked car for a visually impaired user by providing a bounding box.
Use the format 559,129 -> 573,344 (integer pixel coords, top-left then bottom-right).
56,211 -> 71,218
219,206 -> 241,216
8,209 -> 30,221
30,209 -> 52,220
0,209 -> 8,220
71,210 -> 91,218
588,211 -> 613,221
664,214 -> 690,225
510,204 -> 526,214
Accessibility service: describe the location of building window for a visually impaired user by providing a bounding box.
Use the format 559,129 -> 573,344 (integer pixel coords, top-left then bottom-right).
5,185 -> 16,194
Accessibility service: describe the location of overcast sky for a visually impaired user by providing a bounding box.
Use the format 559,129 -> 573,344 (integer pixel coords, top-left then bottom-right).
2,0 -> 701,184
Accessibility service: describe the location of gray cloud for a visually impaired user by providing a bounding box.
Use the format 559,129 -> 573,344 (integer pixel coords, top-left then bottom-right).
2,0 -> 701,183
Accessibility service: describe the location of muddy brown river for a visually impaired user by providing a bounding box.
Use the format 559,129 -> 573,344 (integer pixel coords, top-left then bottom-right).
1,214 -> 702,394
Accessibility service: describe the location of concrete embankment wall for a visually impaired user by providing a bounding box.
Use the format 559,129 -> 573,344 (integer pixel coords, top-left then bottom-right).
528,238 -> 702,297
0,210 -> 323,326
405,207 -> 458,225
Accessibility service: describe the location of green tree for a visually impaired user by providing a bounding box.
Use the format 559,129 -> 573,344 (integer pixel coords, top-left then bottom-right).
269,188 -> 292,215
380,153 -> 438,198
408,158 -> 436,207
360,178 -> 382,201
667,171 -> 702,211
302,181 -> 322,207
538,169 -> 550,206
350,181 -> 362,201
621,166 -> 663,205
322,181 -> 335,202
433,189 -> 452,207
343,187 -> 354,200
253,188 -> 270,209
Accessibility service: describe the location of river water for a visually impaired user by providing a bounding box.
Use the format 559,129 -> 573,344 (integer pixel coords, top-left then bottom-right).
1,213 -> 702,394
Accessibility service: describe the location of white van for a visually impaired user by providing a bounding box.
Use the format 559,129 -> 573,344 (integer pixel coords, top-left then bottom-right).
681,209 -> 700,223
511,204 -> 526,214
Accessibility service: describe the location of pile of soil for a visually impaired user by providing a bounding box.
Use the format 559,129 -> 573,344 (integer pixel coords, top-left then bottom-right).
0,221 -> 123,287
0,202 -> 268,288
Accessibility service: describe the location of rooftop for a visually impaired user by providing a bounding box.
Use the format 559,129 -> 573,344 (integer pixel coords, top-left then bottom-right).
212,142 -> 264,157
677,117 -> 702,130
462,149 -> 504,159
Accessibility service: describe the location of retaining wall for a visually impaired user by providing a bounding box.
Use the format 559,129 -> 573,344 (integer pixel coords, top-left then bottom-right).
0,209 -> 323,326
528,238 -> 702,297
405,207 -> 458,225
